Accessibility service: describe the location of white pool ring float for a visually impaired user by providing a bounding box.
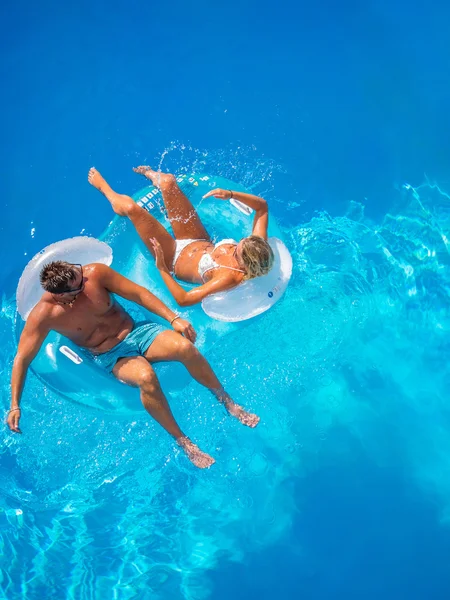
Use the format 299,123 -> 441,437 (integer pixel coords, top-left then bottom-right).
201,237 -> 293,322
17,236 -> 113,320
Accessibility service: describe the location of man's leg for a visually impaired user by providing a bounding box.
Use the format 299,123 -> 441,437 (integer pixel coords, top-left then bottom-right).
112,355 -> 215,468
145,331 -> 260,428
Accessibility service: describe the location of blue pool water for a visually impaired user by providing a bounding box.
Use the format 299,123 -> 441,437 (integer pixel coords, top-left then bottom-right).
2,1 -> 450,598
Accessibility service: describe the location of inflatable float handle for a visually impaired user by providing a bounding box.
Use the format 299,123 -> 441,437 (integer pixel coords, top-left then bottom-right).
230,198 -> 253,216
59,346 -> 83,365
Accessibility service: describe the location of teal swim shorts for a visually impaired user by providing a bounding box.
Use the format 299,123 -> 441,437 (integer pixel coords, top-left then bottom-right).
89,321 -> 167,373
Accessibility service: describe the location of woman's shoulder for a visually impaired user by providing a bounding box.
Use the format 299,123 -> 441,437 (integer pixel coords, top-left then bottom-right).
214,238 -> 238,248
207,270 -> 243,294
214,266 -> 245,282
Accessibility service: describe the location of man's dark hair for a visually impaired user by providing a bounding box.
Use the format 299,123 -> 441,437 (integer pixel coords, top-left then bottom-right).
40,261 -> 78,293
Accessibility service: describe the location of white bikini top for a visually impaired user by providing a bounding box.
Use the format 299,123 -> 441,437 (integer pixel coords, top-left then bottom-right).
198,238 -> 245,282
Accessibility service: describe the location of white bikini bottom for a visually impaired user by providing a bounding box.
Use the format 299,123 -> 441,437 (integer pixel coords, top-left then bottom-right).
173,239 -> 207,268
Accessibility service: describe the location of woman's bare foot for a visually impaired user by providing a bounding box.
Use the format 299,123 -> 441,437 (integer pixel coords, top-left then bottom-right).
133,166 -> 175,190
88,167 -> 134,216
177,437 -> 215,469
88,167 -> 110,194
133,165 -> 155,179
225,402 -> 260,428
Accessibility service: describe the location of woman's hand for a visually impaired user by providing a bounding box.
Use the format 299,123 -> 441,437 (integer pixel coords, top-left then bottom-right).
149,238 -> 169,272
202,188 -> 233,200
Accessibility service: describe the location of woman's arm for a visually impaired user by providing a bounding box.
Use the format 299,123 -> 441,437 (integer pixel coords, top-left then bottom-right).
202,188 -> 269,240
158,268 -> 236,307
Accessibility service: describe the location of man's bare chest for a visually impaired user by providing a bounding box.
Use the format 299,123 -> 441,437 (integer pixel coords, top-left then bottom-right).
52,292 -> 114,332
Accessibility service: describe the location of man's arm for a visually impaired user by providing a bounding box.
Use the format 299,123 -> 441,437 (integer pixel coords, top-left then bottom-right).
94,264 -> 196,340
9,308 -> 51,433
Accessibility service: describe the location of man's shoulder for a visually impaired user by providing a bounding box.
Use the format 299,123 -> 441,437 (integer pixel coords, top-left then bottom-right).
29,295 -> 57,318
84,262 -> 111,279
85,263 -> 126,289
25,296 -> 59,329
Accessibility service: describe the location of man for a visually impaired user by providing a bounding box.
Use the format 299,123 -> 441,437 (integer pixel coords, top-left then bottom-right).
8,261 -> 259,468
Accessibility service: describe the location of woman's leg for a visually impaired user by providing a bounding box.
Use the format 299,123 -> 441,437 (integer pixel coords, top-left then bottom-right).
88,168 -> 177,268
134,166 -> 211,241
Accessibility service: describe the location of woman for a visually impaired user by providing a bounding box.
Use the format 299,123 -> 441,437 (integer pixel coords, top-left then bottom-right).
88,166 -> 274,306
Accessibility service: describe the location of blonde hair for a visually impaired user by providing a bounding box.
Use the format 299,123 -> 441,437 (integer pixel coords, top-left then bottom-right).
240,235 -> 274,280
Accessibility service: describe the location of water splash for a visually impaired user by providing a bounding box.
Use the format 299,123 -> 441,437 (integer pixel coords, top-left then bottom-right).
142,142 -> 288,205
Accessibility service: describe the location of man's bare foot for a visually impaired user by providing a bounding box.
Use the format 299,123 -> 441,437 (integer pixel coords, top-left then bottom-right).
133,166 -> 175,190
211,387 -> 260,428
88,167 -> 133,216
177,437 -> 215,469
225,402 -> 260,428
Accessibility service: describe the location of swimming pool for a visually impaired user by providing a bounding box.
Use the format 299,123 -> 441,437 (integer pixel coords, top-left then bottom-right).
2,1 -> 450,599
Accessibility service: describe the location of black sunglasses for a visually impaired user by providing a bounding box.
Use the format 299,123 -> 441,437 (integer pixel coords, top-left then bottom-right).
61,264 -> 84,294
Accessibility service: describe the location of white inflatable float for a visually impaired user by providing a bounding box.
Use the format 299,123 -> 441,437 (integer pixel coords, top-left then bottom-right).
17,237 -> 113,320
201,237 -> 292,322
15,173 -> 292,412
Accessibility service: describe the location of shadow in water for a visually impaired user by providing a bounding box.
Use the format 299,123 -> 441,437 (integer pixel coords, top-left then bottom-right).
210,430 -> 450,600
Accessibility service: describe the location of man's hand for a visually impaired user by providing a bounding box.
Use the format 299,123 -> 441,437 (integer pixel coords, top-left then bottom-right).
7,408 -> 22,433
172,318 -> 197,343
